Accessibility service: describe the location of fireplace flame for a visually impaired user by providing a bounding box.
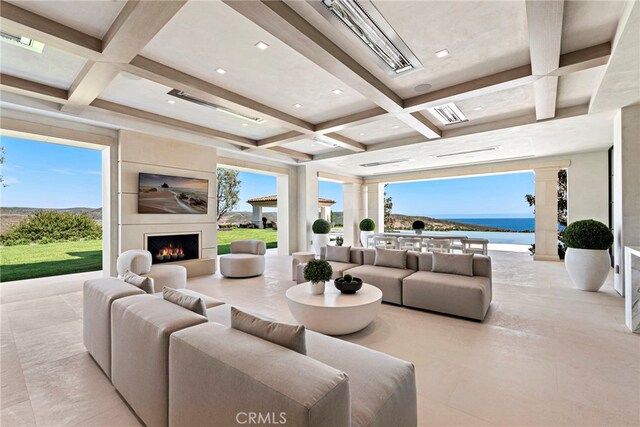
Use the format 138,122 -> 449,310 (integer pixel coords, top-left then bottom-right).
155,243 -> 185,261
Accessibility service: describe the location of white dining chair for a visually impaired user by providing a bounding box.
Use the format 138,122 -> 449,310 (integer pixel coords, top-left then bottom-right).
372,236 -> 398,249
462,238 -> 489,255
397,236 -> 422,252
423,238 -> 452,253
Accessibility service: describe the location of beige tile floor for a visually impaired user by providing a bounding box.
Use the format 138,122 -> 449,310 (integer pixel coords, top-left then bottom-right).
1,251 -> 639,426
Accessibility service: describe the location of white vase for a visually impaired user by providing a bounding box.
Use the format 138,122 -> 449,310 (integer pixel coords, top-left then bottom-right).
309,281 -> 325,295
360,230 -> 374,247
565,248 -> 611,292
312,233 -> 330,255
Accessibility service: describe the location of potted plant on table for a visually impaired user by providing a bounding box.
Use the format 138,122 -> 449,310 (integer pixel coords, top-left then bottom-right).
334,273 -> 363,294
564,219 -> 613,292
312,219 -> 331,255
412,220 -> 425,235
359,218 -> 375,247
303,258 -> 333,295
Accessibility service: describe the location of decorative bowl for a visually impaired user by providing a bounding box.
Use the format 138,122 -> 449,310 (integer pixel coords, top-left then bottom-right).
334,277 -> 363,294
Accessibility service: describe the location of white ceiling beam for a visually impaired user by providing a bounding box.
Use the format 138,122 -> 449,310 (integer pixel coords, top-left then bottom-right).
0,73 -> 67,103
322,133 -> 366,152
526,0 -> 564,120
61,62 -> 121,113
314,107 -> 389,134
257,131 -> 307,149
397,112 -> 442,139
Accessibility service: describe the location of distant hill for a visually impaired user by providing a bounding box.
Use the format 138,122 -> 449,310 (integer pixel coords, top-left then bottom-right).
1,207 -> 102,234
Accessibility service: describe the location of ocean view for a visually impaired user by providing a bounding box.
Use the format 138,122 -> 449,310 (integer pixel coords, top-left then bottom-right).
441,217 -> 535,232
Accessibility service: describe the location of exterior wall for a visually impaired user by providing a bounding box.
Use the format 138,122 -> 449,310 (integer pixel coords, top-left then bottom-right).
567,151 -> 609,225
533,167 -> 560,261
118,131 -> 217,266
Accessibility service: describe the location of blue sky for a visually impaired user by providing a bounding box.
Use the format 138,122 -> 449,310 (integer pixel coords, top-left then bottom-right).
1,136 -> 102,208
1,136 -> 533,217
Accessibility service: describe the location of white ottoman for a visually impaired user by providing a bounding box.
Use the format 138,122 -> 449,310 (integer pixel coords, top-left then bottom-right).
144,264 -> 187,289
219,254 -> 265,278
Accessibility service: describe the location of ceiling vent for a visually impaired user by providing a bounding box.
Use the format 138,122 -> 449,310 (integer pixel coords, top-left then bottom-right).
316,0 -> 421,75
361,159 -> 411,167
427,102 -> 468,125
167,89 -> 266,124
430,146 -> 503,159
0,32 -> 44,53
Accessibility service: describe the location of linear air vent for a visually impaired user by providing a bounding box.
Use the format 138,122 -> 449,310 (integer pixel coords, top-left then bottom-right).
430,146 -> 503,159
316,0 -> 421,75
428,102 -> 468,125
0,32 -> 44,53
361,159 -> 410,167
167,89 -> 266,124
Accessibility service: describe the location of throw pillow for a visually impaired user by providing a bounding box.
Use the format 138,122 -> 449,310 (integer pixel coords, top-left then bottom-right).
431,252 -> 474,277
163,286 -> 208,317
120,270 -> 154,294
326,245 -> 351,263
230,307 -> 306,355
374,248 -> 408,269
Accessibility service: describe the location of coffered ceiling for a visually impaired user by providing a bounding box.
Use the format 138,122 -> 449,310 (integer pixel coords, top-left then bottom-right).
0,0 -> 637,174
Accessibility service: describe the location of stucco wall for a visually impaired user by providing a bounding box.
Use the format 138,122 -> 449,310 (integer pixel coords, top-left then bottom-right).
567,151 -> 609,225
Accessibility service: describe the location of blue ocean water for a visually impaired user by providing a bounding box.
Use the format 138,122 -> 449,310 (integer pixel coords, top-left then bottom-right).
444,217 -> 535,231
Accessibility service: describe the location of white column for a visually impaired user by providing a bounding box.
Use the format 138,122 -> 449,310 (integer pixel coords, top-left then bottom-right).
366,182 -> 385,232
613,104 -> 640,295
320,206 -> 328,221
276,173 -> 292,255
343,182 -> 363,246
533,167 -> 560,261
296,165 -> 319,252
251,205 -> 262,227
103,143 -> 118,276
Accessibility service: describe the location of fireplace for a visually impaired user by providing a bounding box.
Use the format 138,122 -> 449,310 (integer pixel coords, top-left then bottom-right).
147,233 -> 199,264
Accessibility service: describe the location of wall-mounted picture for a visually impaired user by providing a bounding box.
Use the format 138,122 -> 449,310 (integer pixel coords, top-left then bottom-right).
138,173 -> 208,214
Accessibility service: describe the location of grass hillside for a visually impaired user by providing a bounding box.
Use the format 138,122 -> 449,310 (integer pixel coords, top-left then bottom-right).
1,207 -> 102,234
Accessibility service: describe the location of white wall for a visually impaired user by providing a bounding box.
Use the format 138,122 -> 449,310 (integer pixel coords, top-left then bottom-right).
567,151 -> 609,225
118,130 -> 217,266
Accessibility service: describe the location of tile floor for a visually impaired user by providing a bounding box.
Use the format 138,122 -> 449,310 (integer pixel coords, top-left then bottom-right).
1,251 -> 639,426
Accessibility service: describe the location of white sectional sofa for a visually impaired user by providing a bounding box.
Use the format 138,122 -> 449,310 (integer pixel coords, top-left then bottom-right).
83,278 -> 417,427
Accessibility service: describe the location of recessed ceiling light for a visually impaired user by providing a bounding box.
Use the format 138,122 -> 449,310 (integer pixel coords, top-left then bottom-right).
215,68 -> 226,74
332,88 -> 343,95
241,123 -> 248,127
167,99 -> 176,104
392,125 -> 400,129
359,132 -> 365,136
435,49 -> 449,58
474,106 -> 483,111
255,41 -> 269,50
293,103 -> 302,108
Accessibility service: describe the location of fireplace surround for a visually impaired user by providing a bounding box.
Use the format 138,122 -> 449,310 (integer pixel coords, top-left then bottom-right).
147,233 -> 200,264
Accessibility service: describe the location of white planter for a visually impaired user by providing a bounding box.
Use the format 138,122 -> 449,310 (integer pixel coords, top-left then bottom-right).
309,281 -> 325,295
565,248 -> 611,292
360,230 -> 374,247
415,229 -> 423,235
312,233 -> 330,255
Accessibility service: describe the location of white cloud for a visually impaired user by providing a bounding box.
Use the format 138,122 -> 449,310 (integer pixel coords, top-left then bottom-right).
51,168 -> 73,175
50,169 -> 101,176
2,177 -> 20,185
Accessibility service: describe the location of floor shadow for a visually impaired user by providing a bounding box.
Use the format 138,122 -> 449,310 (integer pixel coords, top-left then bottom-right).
1,250 -> 102,282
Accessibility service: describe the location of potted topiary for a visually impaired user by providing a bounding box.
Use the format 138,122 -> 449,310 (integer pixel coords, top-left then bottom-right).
564,219 -> 613,292
334,273 -> 363,294
412,220 -> 425,235
312,219 -> 331,255
359,218 -> 375,247
303,258 -> 333,294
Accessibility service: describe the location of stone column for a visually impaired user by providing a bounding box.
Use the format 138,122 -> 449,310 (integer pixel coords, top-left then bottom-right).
533,167 -> 560,261
366,183 -> 385,232
343,182 -> 363,246
296,165 -> 319,252
277,173 -> 294,255
251,205 -> 262,227
613,104 -> 640,295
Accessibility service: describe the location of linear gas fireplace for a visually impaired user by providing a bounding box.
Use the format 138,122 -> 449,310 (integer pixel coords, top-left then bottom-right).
147,233 -> 200,264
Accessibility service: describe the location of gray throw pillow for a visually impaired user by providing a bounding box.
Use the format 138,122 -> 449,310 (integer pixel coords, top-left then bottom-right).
230,307 -> 306,355
163,286 -> 208,317
120,270 -> 154,294
374,248 -> 408,269
431,252 -> 474,277
326,245 -> 351,263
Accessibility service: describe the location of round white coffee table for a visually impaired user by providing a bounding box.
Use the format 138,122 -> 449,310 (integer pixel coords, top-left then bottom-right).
285,281 -> 382,335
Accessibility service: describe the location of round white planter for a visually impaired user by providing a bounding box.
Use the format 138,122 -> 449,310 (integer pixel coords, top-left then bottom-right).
360,230 -> 374,247
565,248 -> 611,292
308,281 -> 325,295
312,233 -> 330,255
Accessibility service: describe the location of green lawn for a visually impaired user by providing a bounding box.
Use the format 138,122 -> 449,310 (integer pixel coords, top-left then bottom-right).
217,228 -> 278,255
0,240 -> 102,282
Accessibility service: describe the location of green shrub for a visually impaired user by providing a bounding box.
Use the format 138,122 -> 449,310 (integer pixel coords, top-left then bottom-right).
312,219 -> 331,234
412,220 -> 425,230
359,218 -> 375,231
0,210 -> 102,245
303,259 -> 333,283
564,219 -> 613,250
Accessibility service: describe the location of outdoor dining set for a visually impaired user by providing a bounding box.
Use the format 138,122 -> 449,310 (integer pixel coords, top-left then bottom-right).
365,232 -> 489,256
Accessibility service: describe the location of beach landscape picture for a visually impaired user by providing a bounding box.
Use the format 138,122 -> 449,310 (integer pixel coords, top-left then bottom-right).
138,173 -> 208,214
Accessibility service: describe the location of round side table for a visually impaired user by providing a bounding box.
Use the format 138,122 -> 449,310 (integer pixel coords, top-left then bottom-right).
291,252 -> 315,281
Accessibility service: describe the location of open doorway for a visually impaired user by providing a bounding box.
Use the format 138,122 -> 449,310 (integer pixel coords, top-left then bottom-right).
0,136 -> 103,282
319,179 -> 343,246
